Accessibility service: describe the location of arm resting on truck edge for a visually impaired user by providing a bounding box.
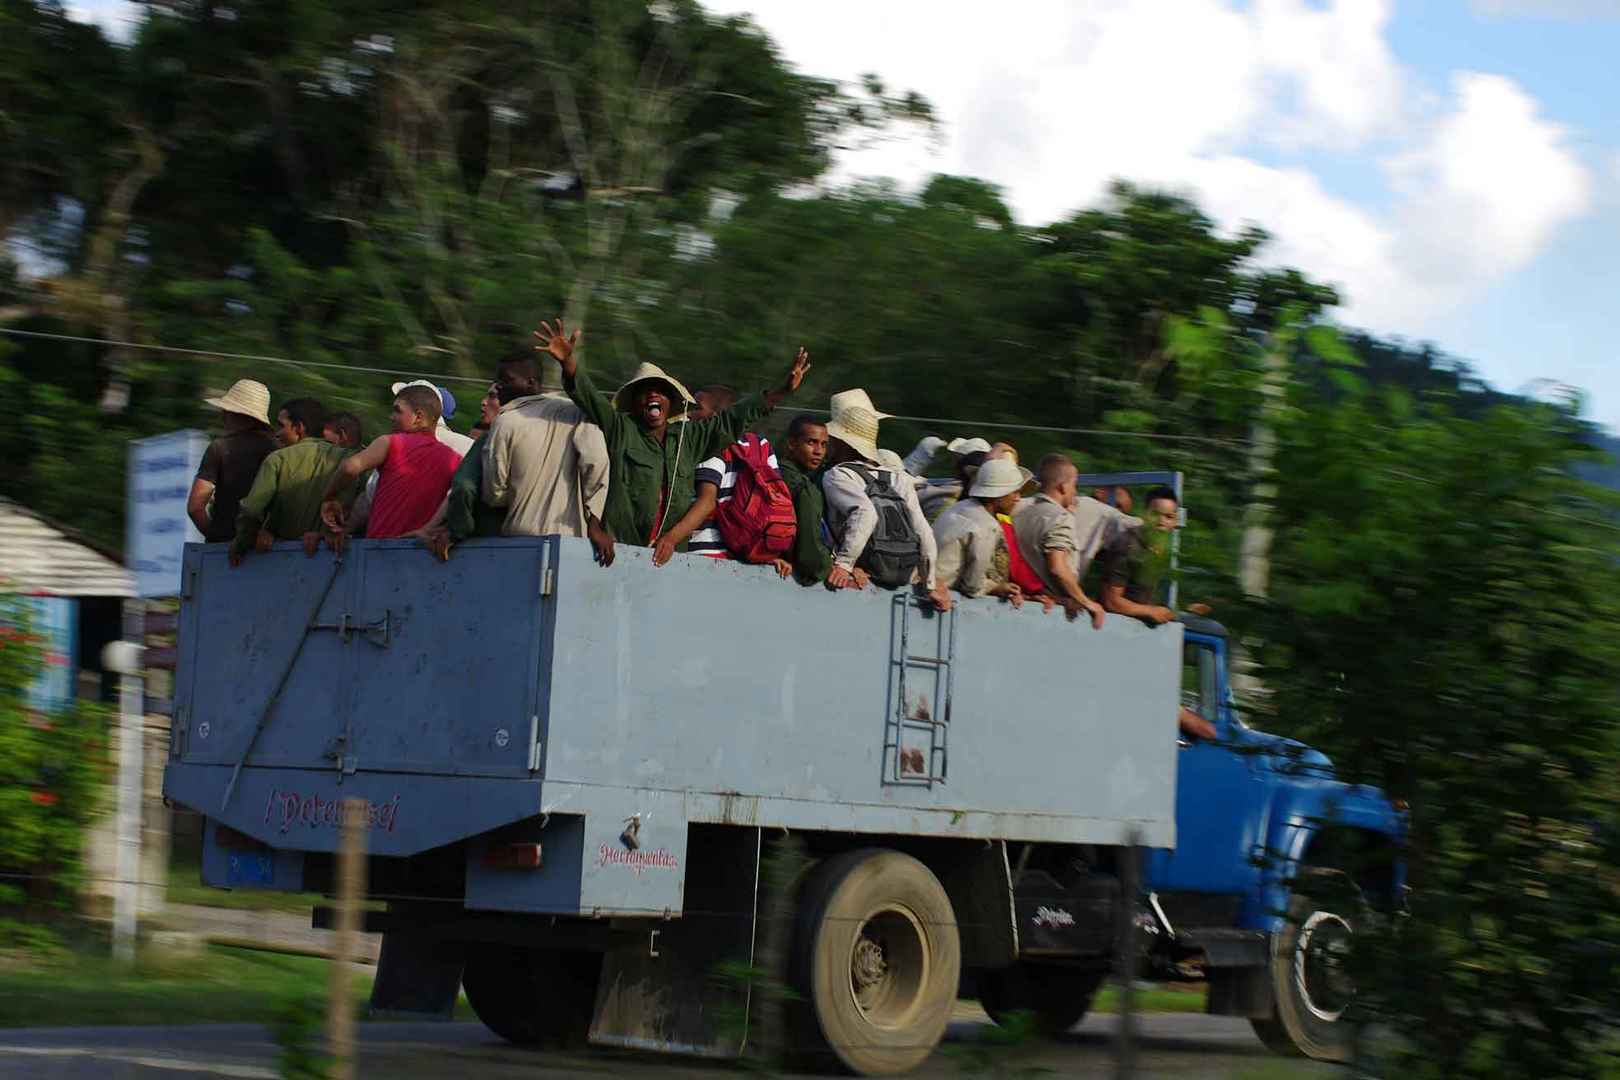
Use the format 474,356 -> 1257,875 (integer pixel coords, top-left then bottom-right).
653,482 -> 718,566
1044,549 -> 1105,629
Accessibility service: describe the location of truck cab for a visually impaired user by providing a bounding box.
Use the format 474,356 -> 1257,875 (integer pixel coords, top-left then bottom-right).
1142,615 -> 1406,1060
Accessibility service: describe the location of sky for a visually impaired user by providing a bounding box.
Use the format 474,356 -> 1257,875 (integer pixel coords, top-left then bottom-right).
65,0 -> 1620,429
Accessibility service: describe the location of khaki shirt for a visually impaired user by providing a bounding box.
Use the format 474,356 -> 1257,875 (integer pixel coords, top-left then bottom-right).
482,393 -> 610,538
1012,494 -> 1078,595
932,498 -> 1002,597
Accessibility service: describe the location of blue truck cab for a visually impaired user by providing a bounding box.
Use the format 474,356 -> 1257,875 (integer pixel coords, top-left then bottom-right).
162,472 -> 1404,1076
1143,615 -> 1406,1061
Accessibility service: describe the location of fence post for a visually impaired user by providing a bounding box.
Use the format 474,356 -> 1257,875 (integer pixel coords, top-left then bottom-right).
1114,828 -> 1141,1080
328,797 -> 367,1080
105,600 -> 146,966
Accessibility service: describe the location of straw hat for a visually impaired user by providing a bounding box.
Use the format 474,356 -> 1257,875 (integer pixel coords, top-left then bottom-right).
827,387 -> 885,461
968,456 -> 1036,499
613,362 -> 695,414
829,388 -> 893,420
947,436 -> 992,456
204,379 -> 271,426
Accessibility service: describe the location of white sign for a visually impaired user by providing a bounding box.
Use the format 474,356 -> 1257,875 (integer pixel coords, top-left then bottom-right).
127,430 -> 208,598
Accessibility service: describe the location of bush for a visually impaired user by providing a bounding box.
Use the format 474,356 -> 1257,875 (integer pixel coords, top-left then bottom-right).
0,598 -> 110,928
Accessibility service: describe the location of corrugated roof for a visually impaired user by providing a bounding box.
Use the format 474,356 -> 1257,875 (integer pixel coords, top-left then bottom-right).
0,500 -> 134,598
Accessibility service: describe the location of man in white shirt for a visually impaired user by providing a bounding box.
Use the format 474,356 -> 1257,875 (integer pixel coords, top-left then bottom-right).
820,389 -> 950,612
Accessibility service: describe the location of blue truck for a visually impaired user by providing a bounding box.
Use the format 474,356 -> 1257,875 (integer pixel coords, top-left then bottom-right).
162,478 -> 1404,1076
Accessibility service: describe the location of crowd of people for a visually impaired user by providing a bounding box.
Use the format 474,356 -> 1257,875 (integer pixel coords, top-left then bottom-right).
185,321 -> 1211,738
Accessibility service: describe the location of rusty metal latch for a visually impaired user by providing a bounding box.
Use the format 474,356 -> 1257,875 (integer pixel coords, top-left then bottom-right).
311,609 -> 393,648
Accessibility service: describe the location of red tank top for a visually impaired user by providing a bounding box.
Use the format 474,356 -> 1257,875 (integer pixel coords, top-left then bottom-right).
367,432 -> 462,539
1001,518 -> 1047,596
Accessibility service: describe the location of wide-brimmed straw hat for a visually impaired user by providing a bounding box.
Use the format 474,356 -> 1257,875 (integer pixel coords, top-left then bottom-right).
614,362 -> 695,414
826,387 -> 885,461
204,379 -> 271,426
947,436 -> 992,456
968,456 -> 1035,499
829,388 -> 893,420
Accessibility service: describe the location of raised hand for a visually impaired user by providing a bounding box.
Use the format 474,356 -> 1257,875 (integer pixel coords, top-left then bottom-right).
533,318 -> 580,376
785,346 -> 810,393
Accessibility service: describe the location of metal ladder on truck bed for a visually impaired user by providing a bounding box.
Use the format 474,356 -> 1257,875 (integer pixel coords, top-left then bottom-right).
883,594 -> 955,788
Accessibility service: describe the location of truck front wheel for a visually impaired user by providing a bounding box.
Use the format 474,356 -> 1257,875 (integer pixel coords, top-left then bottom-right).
978,964 -> 1106,1036
461,945 -> 602,1048
1250,877 -> 1358,1063
791,849 -> 961,1076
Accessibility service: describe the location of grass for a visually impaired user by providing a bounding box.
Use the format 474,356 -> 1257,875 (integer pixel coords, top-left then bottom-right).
1091,984 -> 1207,1013
0,942 -> 376,1028
166,852 -> 327,915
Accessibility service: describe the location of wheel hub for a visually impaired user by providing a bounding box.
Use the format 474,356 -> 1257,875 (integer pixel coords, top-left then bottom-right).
846,905 -> 930,1030
1295,910 -> 1354,1022
853,936 -> 888,991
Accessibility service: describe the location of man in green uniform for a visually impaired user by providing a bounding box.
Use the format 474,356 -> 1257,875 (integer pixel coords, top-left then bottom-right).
229,398 -> 355,566
533,318 -> 810,551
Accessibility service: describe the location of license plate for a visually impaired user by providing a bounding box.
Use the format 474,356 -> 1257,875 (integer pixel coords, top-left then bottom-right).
226,851 -> 274,887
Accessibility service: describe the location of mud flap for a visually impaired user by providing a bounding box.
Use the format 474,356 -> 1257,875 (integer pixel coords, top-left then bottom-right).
589,826 -> 760,1056
368,910 -> 465,1020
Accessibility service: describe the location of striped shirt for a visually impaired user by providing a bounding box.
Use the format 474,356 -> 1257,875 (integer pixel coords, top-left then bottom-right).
688,438 -> 779,558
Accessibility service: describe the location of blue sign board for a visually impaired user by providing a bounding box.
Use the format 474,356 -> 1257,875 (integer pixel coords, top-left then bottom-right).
126,430 -> 208,598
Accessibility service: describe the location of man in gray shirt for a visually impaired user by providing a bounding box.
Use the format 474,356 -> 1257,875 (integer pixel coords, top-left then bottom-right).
1012,454 -> 1111,628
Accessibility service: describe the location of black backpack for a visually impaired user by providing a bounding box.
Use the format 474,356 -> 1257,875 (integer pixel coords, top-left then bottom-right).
839,463 -> 921,589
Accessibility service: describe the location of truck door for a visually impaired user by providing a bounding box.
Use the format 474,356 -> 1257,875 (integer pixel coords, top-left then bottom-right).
1144,634 -> 1268,898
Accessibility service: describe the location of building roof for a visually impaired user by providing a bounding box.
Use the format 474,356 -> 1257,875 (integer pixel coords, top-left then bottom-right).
0,499 -> 133,598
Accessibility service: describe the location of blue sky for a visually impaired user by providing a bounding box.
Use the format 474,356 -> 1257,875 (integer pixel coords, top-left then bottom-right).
67,0 -> 1620,428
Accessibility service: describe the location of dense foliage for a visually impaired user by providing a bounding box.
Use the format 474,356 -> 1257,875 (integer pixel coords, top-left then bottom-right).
2,1 -> 1617,1072
0,602 -> 109,940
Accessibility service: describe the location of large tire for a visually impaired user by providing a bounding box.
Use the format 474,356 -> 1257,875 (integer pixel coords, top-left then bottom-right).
461,945 -> 602,1048
790,849 -> 961,1076
978,964 -> 1106,1036
1250,875 -> 1358,1063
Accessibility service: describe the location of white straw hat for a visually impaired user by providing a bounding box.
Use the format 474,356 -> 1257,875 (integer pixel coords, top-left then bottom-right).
613,362 -> 695,414
204,379 -> 271,426
827,388 -> 885,461
947,436 -> 992,456
829,388 -> 893,420
968,456 -> 1035,498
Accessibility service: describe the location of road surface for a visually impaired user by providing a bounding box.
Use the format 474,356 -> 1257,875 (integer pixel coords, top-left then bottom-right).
0,1007 -> 1334,1079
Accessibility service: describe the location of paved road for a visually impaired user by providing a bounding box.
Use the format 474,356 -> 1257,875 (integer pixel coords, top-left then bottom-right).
0,1008 -> 1333,1080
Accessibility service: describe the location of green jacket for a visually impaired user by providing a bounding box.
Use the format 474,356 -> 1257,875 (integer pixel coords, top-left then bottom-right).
444,434 -> 506,543
565,367 -> 772,548
779,457 -> 834,585
232,438 -> 351,556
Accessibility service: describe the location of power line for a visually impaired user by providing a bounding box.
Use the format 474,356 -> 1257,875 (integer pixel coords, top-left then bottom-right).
0,327 -> 491,386
0,326 -> 1245,444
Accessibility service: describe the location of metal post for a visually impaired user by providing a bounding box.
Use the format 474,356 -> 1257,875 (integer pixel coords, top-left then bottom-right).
1114,828 -> 1141,1080
328,797 -> 367,1080
108,600 -> 145,966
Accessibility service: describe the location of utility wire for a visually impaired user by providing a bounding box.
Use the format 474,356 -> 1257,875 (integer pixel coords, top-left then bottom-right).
0,326 -> 1243,444
6,325 -> 1618,530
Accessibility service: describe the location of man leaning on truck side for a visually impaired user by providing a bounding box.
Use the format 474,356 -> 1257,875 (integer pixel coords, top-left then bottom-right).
1012,454 -> 1107,628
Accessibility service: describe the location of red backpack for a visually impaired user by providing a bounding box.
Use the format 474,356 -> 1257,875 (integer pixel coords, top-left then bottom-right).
713,435 -> 798,563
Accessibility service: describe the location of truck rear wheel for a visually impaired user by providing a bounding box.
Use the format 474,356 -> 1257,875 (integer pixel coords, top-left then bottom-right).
1250,876 -> 1358,1063
791,849 -> 961,1076
461,945 -> 602,1048
978,964 -> 1106,1036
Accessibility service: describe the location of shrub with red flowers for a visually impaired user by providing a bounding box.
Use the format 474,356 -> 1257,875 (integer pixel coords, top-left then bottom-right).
0,598 -> 108,930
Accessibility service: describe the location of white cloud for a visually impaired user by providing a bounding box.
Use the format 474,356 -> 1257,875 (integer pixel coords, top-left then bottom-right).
705,0 -> 1595,340
64,0 -> 136,41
